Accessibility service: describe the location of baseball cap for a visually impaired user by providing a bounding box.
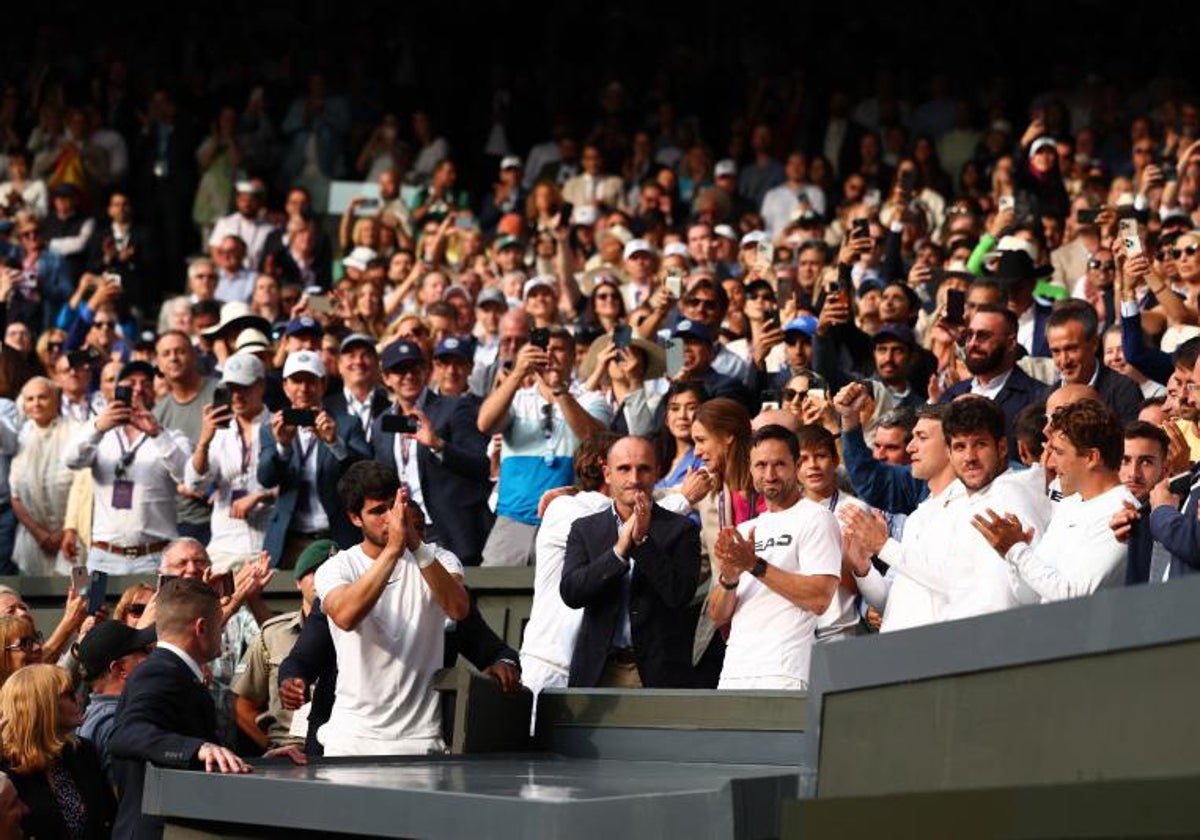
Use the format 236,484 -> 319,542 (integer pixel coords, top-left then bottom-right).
234,328 -> 271,353
381,340 -> 426,371
51,182 -> 78,198
285,316 -> 323,338
339,333 -> 377,354
872,323 -> 917,349
739,230 -> 768,248
343,246 -> 378,272
294,539 -> 338,580
602,225 -> 633,246
857,278 -> 885,297
496,234 -> 524,251
117,361 -> 156,381
282,350 -> 325,379
235,179 -> 264,195
663,242 -> 690,259
623,239 -> 656,260
784,315 -> 818,338
77,621 -> 156,682
442,285 -> 472,303
499,155 -> 522,171
476,288 -> 508,309
714,224 -> 738,243
714,159 -> 738,178
673,319 -> 713,343
221,353 -> 265,386
1029,137 -> 1057,156
434,336 -> 474,361
523,276 -> 557,298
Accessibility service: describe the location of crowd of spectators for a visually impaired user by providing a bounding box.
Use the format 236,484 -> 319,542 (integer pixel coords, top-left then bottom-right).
0,7 -> 1196,836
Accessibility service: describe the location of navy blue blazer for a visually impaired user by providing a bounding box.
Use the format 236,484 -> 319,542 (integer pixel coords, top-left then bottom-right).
323,385 -> 391,434
560,505 -> 701,688
108,647 -> 219,840
1148,478 -> 1200,580
370,390 -> 492,566
257,412 -> 371,565
940,364 -> 1051,454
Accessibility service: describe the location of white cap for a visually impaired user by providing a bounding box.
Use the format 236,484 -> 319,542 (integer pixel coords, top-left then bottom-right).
234,328 -> 270,352
623,239 -> 656,260
663,242 -> 690,259
283,350 -> 326,380
522,276 -> 557,298
992,235 -> 1038,261
221,352 -> 265,386
1029,137 -> 1057,156
571,205 -> 599,226
714,224 -> 738,242
714,159 -> 737,178
499,155 -> 522,171
740,230 -> 768,248
343,246 -> 377,272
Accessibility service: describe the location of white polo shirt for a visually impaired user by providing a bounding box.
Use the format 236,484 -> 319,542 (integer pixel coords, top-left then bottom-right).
314,543 -> 463,751
718,497 -> 842,689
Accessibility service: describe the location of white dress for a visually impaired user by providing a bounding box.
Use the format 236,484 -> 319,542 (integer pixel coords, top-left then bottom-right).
10,418 -> 77,575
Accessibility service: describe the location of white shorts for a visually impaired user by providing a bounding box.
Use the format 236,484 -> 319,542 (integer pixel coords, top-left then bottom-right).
316,723 -> 446,758
716,675 -> 808,691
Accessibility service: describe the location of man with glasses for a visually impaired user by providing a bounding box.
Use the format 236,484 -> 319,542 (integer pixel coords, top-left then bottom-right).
55,352 -> 98,422
478,327 -> 610,566
371,340 -> 492,566
1,211 -> 72,330
64,361 -> 191,574
940,304 -> 1051,453
469,307 -> 528,397
672,277 -> 755,389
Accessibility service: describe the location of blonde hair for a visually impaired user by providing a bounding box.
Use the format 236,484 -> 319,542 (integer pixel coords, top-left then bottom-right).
113,583 -> 155,625
0,615 -> 35,687
0,664 -> 75,774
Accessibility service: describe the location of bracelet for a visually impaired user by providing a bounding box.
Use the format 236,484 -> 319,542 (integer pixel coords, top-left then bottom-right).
412,543 -> 438,570
718,575 -> 739,591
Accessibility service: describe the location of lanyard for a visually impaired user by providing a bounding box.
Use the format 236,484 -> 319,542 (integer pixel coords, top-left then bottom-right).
296,431 -> 318,465
236,424 -> 252,477
115,429 -> 149,478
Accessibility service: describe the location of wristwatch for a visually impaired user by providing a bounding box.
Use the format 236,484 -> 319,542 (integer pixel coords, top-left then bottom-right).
750,557 -> 768,578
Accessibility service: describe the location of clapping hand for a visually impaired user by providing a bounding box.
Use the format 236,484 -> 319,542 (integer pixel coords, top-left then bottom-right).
971,508 -> 1033,556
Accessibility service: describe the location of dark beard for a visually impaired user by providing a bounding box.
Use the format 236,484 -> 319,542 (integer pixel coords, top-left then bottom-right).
964,345 -> 1005,377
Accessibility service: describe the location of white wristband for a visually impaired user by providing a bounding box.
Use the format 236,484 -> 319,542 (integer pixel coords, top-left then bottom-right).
413,543 -> 438,570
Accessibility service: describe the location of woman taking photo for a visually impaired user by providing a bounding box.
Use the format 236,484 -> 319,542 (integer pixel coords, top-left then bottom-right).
0,664 -> 115,838
578,331 -> 666,436
11,377 -> 76,575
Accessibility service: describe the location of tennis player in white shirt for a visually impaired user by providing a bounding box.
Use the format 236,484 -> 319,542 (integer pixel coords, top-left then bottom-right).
937,396 -> 1051,620
973,400 -> 1136,600
842,403 -> 965,631
710,424 -> 841,690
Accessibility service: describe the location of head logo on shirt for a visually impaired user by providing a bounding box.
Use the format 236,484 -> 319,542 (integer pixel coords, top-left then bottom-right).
754,534 -> 793,551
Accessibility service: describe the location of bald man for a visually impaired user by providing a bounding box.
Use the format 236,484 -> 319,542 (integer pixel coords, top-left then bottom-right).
752,408 -> 802,433
559,437 -> 701,688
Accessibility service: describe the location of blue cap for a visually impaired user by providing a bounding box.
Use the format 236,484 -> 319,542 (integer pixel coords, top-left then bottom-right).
433,336 -> 474,361
783,315 -> 818,338
872,323 -> 917,349
285,316 -> 323,338
857,278 -> 885,297
381,340 -> 426,371
672,319 -> 713,343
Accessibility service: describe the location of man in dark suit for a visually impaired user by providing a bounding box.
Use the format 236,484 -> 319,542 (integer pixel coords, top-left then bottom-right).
560,436 -> 701,688
940,304 -> 1051,452
323,333 -> 391,444
258,350 -> 370,567
82,189 -> 157,315
1046,299 -> 1143,422
106,579 -> 258,839
371,339 -> 492,565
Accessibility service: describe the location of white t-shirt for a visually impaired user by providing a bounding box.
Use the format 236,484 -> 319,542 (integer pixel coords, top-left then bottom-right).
814,491 -> 867,641
719,498 -> 842,689
314,543 -> 463,746
1004,483 -> 1137,601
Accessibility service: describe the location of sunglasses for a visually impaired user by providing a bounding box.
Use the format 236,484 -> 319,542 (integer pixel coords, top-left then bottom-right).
5,632 -> 44,652
781,387 -> 806,402
93,321 -> 117,329
1171,245 -> 1199,260
685,298 -> 719,311
47,341 -> 63,353
128,603 -> 147,617
962,329 -> 998,343
748,293 -> 776,303
593,292 -> 620,302
1087,259 -> 1115,270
